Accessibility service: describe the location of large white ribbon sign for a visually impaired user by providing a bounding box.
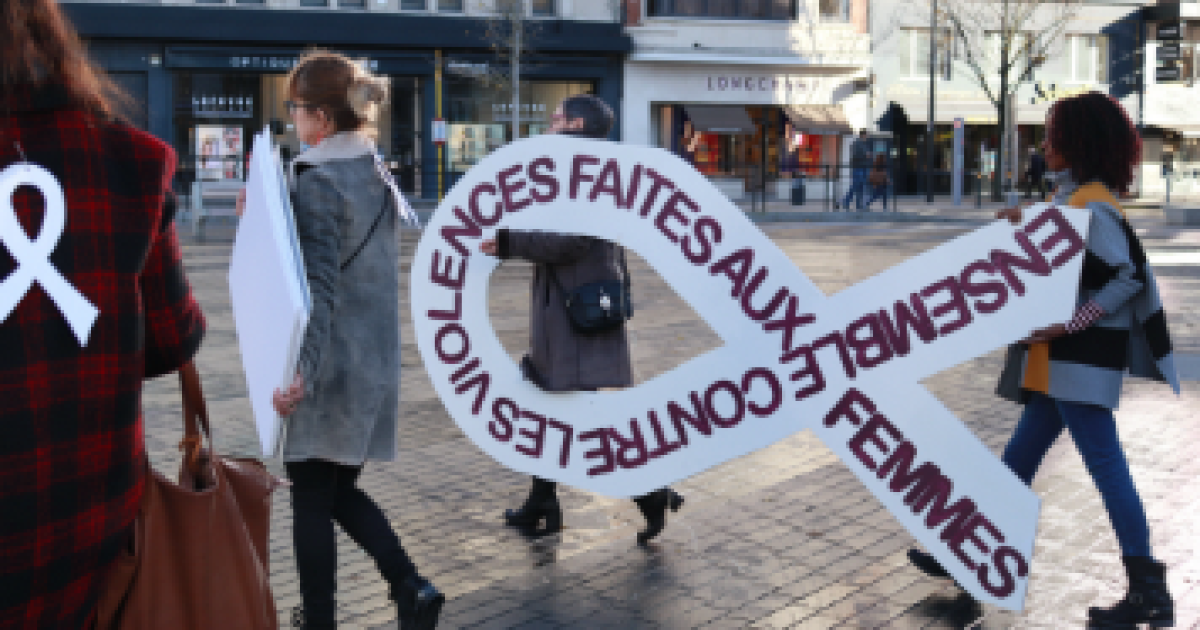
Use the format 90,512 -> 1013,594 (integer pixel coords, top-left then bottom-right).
0,163 -> 98,346
412,136 -> 1091,610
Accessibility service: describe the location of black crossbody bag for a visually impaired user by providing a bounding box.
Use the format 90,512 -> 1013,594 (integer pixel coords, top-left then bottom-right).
545,244 -> 633,334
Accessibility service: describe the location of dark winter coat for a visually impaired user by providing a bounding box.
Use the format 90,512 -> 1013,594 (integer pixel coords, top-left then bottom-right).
0,82 -> 205,628
496,229 -> 633,392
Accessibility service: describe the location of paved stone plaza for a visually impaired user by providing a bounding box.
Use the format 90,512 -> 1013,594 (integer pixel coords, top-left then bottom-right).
143,219 -> 1200,629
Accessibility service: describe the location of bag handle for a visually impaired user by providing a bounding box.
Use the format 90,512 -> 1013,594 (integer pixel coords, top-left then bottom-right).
177,362 -> 213,473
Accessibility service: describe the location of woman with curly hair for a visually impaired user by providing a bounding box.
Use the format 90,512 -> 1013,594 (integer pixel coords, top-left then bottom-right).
908,92 -> 1180,629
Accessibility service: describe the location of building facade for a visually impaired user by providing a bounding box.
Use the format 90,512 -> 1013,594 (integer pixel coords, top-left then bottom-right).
869,0 -> 1144,196
1140,1 -> 1200,197
620,0 -> 873,202
63,0 -> 630,202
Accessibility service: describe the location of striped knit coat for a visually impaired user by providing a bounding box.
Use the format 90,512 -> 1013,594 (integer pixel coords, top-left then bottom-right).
997,176 -> 1180,409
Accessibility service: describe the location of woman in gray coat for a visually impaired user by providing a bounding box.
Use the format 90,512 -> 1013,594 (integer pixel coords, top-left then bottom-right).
269,51 -> 441,630
480,95 -> 684,545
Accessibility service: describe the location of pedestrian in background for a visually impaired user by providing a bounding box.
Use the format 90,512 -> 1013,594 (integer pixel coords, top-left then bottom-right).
1025,146 -> 1047,200
838,129 -> 871,210
268,51 -> 442,630
864,153 -> 889,210
479,95 -> 685,545
0,0 -> 206,625
908,92 -> 1179,630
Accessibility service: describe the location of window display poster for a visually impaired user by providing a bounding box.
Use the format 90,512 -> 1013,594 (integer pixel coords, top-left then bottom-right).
196,124 -> 245,181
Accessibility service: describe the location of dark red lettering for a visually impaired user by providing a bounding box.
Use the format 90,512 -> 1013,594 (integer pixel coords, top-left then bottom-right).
569,155 -> 600,200
823,388 -> 876,428
1026,206 -> 1085,268
588,159 -> 625,207
638,168 -> 676,218
454,370 -> 490,416
981,546 -> 1029,598
449,357 -> 481,384
611,420 -> 650,469
848,414 -> 902,471
813,332 -> 857,379
430,250 -> 467,290
646,410 -> 684,458
920,277 -> 973,336
498,164 -> 532,213
990,232 -> 1051,296
788,345 -> 825,401
681,216 -> 723,266
878,295 -> 937,357
741,269 -> 788,322
742,368 -> 783,417
959,260 -> 1009,315
546,419 -> 574,468
468,182 -> 503,226
771,296 -> 818,361
668,393 -> 711,442
435,323 -> 470,364
710,248 -> 754,298
489,397 -> 518,442
514,409 -> 549,459
529,157 -> 559,203
947,512 -> 1002,571
845,313 -> 895,370
623,164 -> 645,210
440,207 -> 482,257
655,191 -> 696,244
579,429 -> 615,476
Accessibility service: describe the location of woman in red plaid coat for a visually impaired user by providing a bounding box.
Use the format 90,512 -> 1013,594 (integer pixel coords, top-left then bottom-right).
0,0 -> 206,627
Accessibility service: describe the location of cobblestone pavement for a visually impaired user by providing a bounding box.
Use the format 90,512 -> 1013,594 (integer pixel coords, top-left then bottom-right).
143,220 -> 1200,629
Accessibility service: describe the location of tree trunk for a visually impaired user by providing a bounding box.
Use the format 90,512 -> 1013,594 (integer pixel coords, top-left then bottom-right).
993,82 -> 1008,202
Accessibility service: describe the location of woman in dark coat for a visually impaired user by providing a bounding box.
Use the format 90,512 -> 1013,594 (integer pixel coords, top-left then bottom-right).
480,95 -> 684,545
0,0 -> 205,626
908,92 -> 1179,629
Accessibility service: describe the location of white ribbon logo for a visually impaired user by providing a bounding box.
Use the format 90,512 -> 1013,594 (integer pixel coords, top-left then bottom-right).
0,163 -> 99,346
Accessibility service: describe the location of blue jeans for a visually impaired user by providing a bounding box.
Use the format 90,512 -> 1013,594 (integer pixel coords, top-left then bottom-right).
841,167 -> 869,210
865,183 -> 888,209
1002,393 -> 1152,557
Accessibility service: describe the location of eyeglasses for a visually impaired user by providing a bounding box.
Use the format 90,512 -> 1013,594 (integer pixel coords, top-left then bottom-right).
284,100 -> 319,114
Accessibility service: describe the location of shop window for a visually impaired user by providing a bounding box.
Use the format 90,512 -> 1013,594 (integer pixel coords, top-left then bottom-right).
531,0 -> 555,16
646,0 -> 795,20
235,0 -> 265,5
339,0 -> 366,8
438,0 -> 464,11
300,0 -> 329,7
400,0 -> 425,7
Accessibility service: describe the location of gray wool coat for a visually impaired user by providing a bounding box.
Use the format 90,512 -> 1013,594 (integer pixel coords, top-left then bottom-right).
282,132 -> 401,464
497,229 -> 633,392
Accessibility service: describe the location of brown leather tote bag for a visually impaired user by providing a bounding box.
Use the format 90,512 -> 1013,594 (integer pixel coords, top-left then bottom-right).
95,362 -> 282,629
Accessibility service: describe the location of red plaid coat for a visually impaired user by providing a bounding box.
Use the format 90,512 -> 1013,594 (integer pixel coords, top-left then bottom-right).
0,83 -> 205,629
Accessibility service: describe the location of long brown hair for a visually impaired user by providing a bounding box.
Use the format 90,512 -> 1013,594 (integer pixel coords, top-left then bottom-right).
1,0 -> 120,117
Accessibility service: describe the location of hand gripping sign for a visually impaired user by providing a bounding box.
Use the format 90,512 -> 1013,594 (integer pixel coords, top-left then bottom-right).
411,136 -> 1090,611
0,161 -> 99,346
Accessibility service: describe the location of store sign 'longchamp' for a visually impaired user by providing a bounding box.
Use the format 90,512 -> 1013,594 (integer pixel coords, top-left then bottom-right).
411,136 -> 1091,611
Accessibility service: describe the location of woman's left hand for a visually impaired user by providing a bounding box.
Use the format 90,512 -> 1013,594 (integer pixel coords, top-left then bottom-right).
273,373 -> 305,416
1021,323 -> 1067,344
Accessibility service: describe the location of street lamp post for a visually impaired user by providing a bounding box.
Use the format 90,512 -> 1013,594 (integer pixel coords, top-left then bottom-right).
926,0 -> 938,203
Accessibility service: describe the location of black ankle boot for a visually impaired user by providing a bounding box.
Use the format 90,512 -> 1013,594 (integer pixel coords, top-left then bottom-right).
290,605 -> 336,629
1088,556 -> 1174,628
633,488 -> 684,545
907,549 -> 951,579
393,575 -> 444,630
503,477 -> 562,535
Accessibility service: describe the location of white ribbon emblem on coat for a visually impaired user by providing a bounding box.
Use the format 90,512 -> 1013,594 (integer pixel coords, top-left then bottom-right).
0,162 -> 99,346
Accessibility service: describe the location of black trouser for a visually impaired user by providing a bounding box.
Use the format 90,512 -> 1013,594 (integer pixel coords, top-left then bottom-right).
285,460 -> 418,625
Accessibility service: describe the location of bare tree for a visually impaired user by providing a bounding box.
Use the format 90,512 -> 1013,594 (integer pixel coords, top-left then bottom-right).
931,0 -> 1081,198
470,0 -> 543,142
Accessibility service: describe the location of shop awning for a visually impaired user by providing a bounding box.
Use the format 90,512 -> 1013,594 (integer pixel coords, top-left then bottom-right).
784,105 -> 853,135
684,106 -> 756,135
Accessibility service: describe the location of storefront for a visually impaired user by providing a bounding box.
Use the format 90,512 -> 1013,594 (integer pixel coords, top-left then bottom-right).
67,4 -> 629,202
624,63 -> 869,201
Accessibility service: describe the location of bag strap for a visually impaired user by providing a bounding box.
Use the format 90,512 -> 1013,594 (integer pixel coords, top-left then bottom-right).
177,362 -> 213,473
542,241 -> 630,302
339,192 -> 389,272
